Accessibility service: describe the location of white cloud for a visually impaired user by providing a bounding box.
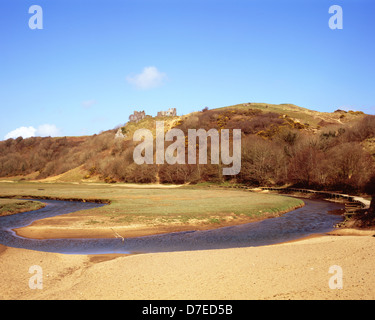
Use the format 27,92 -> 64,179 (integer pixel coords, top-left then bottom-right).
4,124 -> 61,140
126,66 -> 167,89
4,126 -> 37,140
36,124 -> 61,137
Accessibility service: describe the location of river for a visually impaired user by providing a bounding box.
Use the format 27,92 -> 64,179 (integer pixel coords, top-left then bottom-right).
0,197 -> 344,255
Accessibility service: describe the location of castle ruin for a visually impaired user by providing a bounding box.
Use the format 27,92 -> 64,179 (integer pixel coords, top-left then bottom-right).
157,108 -> 177,117
129,110 -> 146,123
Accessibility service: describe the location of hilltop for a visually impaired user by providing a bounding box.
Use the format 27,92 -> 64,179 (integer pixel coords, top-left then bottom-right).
0,102 -> 374,194
220,102 -> 367,127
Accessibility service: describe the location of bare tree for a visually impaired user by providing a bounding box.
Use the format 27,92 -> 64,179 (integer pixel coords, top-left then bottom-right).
328,142 -> 373,191
288,144 -> 325,187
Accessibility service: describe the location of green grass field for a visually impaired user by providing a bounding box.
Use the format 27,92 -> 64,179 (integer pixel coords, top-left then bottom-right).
0,198 -> 45,217
0,181 -> 304,228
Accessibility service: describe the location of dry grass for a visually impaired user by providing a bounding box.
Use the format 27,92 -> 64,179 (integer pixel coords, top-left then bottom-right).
0,182 -> 303,230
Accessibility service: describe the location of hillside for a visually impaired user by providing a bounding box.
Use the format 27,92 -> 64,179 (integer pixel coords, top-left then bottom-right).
0,103 -> 374,193
220,102 -> 367,128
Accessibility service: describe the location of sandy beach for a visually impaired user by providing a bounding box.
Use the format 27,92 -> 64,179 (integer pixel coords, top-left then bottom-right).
1,231 -> 374,300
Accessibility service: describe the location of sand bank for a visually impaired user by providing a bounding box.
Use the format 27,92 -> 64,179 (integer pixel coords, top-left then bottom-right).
1,232 -> 374,300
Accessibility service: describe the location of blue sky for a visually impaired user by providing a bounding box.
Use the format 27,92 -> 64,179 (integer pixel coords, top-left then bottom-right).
1,0 -> 375,139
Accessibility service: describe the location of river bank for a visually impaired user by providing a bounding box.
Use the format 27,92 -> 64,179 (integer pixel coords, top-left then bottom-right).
1,231 -> 374,300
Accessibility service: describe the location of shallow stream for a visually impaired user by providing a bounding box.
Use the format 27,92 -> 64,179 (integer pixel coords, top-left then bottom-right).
0,198 -> 343,255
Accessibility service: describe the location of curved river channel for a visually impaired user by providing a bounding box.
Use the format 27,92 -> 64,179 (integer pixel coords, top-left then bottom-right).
0,198 -> 344,255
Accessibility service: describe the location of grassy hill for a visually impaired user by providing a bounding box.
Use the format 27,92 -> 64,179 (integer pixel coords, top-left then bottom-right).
0,102 -> 374,193
219,102 -> 366,128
